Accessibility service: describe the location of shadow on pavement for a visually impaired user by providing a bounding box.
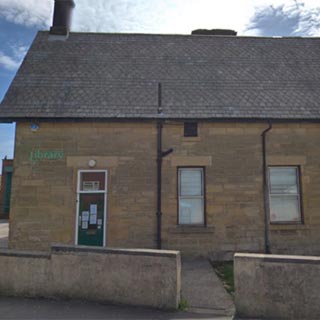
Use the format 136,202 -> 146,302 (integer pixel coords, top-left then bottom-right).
0,297 -> 232,320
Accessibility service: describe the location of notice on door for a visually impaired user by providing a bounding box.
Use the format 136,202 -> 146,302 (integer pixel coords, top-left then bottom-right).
90,204 -> 97,215
82,211 -> 89,221
90,214 -> 97,224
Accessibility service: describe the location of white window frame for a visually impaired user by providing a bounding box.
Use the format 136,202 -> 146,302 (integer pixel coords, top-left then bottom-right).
75,170 -> 108,246
178,167 -> 205,225
268,166 -> 302,224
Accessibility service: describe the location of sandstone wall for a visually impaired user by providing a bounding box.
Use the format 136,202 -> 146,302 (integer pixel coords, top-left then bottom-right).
0,245 -> 181,310
10,121 -> 320,258
235,252 -> 320,319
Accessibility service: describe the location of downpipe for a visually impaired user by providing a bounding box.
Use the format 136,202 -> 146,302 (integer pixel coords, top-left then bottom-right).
156,83 -> 173,249
261,122 -> 272,254
156,121 -> 173,249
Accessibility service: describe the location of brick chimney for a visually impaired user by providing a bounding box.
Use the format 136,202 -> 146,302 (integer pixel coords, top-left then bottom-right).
50,0 -> 75,36
191,29 -> 237,36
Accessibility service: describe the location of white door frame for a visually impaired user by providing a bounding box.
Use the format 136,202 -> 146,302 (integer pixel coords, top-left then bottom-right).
75,169 -> 108,246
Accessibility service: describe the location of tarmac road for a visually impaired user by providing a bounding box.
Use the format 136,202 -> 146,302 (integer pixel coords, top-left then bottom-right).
0,297 -> 232,320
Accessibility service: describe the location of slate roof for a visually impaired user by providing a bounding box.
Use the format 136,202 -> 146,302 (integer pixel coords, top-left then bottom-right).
1,31 -> 320,120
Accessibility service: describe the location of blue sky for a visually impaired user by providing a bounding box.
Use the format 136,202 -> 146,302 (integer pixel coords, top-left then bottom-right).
1,0 -> 320,173
0,19 -> 38,164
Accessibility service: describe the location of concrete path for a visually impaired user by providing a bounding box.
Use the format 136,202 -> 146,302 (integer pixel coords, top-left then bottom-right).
0,297 -> 231,319
0,219 -> 8,248
181,258 -> 235,317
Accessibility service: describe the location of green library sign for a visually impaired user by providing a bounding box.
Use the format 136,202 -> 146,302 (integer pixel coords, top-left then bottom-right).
30,149 -> 64,161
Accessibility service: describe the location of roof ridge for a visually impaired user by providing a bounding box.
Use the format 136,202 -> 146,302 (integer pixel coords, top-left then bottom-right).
38,30 -> 320,40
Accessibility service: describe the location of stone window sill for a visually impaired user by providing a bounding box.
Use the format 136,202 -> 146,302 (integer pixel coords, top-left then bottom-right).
182,137 -> 201,142
269,223 -> 306,231
168,226 -> 215,234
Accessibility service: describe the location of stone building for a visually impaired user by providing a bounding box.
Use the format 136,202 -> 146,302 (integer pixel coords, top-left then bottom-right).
0,0 -> 320,259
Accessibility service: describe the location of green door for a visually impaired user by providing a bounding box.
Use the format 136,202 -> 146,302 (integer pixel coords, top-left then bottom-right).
77,171 -> 106,246
4,171 -> 12,215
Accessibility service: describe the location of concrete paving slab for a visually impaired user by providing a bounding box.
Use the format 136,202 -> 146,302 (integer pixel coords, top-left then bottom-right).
181,258 -> 235,317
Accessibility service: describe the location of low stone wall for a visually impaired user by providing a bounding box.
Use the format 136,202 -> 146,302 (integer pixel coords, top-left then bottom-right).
0,245 -> 181,310
234,253 -> 320,319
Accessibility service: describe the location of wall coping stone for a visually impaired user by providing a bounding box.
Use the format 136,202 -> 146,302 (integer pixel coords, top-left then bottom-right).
235,253 -> 320,265
52,244 -> 180,258
0,248 -> 50,259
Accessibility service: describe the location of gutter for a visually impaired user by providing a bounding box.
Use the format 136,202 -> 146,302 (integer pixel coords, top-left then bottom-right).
261,122 -> 272,254
2,117 -> 320,124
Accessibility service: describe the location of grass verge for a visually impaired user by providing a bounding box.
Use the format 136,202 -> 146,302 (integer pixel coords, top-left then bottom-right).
211,261 -> 234,296
178,297 -> 188,311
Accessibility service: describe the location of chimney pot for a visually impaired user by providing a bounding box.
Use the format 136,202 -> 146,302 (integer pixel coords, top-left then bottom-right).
50,0 -> 75,36
191,29 -> 237,36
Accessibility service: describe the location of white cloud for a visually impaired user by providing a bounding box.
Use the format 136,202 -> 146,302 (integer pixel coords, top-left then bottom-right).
0,0 -> 319,75
0,51 -> 20,71
0,0 -> 319,35
246,1 -> 320,36
69,0 -> 258,34
0,45 -> 28,71
294,4 -> 320,36
0,0 -> 52,28
11,45 -> 28,60
0,0 -> 319,36
63,0 -> 320,36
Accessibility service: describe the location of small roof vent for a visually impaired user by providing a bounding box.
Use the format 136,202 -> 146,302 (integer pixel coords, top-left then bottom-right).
191,29 -> 237,36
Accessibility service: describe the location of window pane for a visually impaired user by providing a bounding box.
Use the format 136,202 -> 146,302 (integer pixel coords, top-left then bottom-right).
80,172 -> 106,191
269,167 -> 298,194
179,198 -> 204,224
184,122 -> 198,137
180,169 -> 202,196
270,195 -> 300,222
79,193 -> 104,229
